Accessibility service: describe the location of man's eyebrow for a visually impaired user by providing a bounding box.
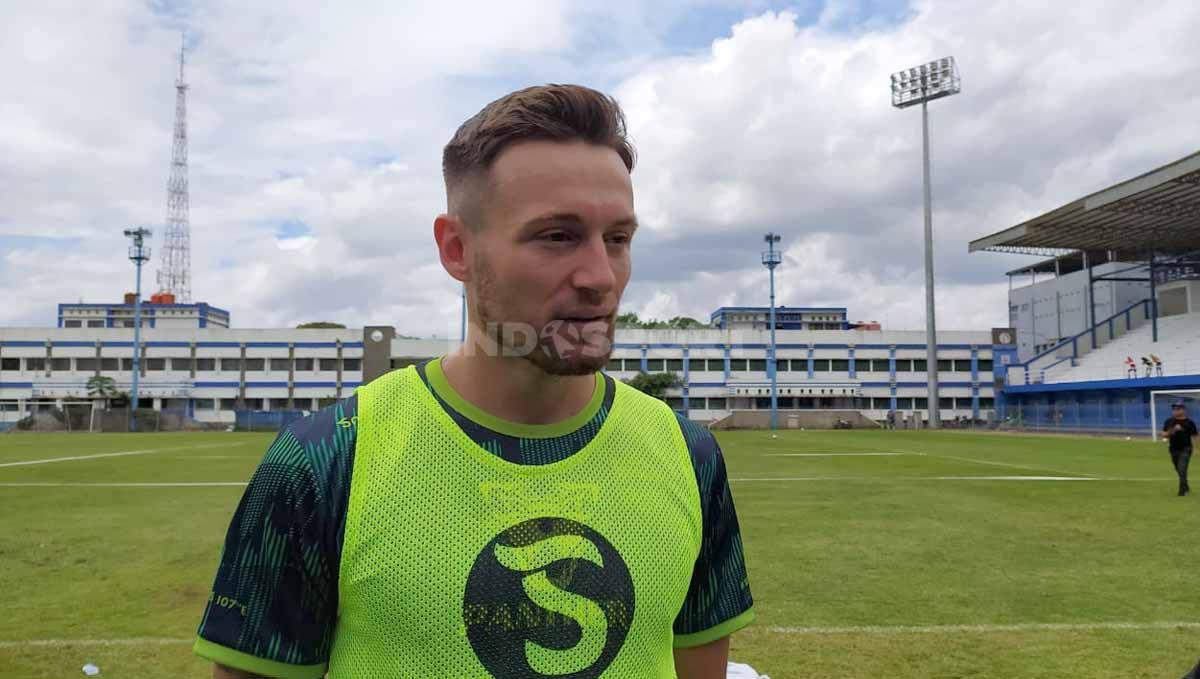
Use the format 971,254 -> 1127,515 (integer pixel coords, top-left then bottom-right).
523,213 -> 639,230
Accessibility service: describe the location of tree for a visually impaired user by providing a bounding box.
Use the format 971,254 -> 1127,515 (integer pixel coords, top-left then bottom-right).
297,321 -> 347,329
622,372 -> 681,401
615,312 -> 707,329
86,375 -> 118,400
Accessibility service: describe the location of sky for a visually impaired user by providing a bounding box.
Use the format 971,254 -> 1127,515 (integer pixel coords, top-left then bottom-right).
1,0 -> 1198,336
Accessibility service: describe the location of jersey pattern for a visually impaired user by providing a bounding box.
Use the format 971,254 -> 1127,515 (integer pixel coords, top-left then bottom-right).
196,364 -> 752,674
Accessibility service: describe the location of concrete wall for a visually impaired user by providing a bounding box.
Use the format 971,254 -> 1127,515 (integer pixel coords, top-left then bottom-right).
1009,261 -> 1150,361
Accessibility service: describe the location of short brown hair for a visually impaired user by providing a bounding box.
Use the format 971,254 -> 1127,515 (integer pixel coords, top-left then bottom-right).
442,84 -> 636,221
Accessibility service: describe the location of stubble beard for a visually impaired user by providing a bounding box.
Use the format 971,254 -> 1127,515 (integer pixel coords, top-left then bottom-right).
471,253 -> 615,377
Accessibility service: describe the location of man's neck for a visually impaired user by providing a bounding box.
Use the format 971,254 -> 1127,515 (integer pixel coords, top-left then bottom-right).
439,351 -> 596,426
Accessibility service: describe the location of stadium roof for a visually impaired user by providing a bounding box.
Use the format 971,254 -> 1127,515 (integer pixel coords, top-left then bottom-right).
969,150 -> 1200,256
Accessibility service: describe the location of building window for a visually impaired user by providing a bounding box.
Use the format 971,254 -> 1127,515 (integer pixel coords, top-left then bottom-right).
121,358 -> 135,371
292,398 -> 314,411
939,397 -> 955,408
220,358 -> 241,371
76,358 -> 98,372
171,358 -> 192,372
320,358 -> 339,371
294,358 -> 315,371
937,359 -> 954,372
812,359 -> 831,372
243,398 -> 264,410
896,397 -> 913,409
666,359 -> 683,372
342,358 -> 361,371
100,358 -> 119,371
831,359 -> 849,372
146,358 -> 166,371
914,397 -> 929,409
193,399 -> 215,410
978,397 -> 994,409
728,359 -> 747,371
645,359 -> 665,372
23,358 -> 45,372
748,359 -> 766,371
912,359 -> 928,372
977,359 -> 993,372
50,358 -> 71,372
665,397 -> 684,410
87,320 -> 105,328
707,397 -> 727,410
219,398 -> 238,410
195,358 -> 216,371
606,359 -> 624,372
270,398 -> 291,410
63,320 -> 82,328
244,358 -> 265,371
686,358 -> 706,373
1,358 -> 19,371
270,358 -> 291,372
706,359 -> 724,371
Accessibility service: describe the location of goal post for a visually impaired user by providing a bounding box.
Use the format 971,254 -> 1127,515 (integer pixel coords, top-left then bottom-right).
1150,389 -> 1200,441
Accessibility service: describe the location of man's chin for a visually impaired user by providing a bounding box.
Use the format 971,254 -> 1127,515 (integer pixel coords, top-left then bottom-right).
524,350 -> 608,377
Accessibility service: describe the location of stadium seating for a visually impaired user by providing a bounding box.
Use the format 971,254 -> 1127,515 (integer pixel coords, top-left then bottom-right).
1039,311 -> 1200,383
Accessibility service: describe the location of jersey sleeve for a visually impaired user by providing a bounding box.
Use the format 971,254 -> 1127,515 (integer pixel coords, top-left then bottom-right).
194,396 -> 357,679
671,414 -> 755,648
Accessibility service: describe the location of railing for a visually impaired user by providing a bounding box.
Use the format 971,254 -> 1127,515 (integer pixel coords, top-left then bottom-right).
1013,299 -> 1152,386
1038,357 -> 1200,384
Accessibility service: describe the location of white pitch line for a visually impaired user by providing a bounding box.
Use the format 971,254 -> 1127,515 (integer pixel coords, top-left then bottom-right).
0,637 -> 191,649
0,443 -> 235,468
8,621 -> 1197,647
904,451 -> 1092,478
765,452 -> 906,457
0,482 -> 248,488
730,476 -> 1169,482
766,621 -> 1200,635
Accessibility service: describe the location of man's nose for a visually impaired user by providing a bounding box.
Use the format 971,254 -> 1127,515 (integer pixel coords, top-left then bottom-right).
569,236 -> 617,296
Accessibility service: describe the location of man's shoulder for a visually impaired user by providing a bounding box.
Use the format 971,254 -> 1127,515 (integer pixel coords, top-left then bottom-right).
669,411 -> 724,486
261,395 -> 359,485
284,394 -> 359,451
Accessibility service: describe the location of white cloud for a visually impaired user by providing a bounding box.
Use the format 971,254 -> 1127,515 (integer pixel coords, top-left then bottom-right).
2,1 -> 1198,335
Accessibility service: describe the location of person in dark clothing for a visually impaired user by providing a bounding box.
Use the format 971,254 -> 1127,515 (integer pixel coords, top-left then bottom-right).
1181,657 -> 1200,679
1161,402 -> 1197,497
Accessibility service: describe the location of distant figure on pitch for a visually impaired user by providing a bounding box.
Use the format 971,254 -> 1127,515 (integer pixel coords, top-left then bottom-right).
1142,356 -> 1154,378
1162,401 -> 1197,497
1125,356 -> 1137,378
886,409 -> 896,430
1151,353 -> 1163,377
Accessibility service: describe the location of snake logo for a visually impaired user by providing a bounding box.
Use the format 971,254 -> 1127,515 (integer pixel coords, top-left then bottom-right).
463,517 -> 634,678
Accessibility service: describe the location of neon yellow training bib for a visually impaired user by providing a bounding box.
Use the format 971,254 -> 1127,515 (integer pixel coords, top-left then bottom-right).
327,365 -> 703,678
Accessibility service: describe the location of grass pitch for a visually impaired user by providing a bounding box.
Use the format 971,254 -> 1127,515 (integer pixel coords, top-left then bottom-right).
1,429 -> 1196,677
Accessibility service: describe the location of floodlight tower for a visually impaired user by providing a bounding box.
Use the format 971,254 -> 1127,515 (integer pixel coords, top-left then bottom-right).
890,56 -> 961,429
762,233 -> 782,431
124,227 -> 153,432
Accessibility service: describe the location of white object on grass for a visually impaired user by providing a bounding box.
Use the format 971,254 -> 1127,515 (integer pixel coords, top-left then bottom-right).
727,661 -> 769,678
82,664 -> 100,676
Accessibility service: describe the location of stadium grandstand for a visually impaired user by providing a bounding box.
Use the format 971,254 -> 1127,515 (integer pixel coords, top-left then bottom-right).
970,149 -> 1200,436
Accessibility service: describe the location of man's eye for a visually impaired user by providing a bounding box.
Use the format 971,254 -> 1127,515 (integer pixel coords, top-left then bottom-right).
541,232 -> 572,242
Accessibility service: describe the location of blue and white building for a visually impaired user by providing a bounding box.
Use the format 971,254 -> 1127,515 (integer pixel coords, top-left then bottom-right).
2,300 -> 1004,429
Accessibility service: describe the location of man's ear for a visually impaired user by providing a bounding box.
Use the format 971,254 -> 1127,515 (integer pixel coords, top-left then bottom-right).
435,213 -> 470,283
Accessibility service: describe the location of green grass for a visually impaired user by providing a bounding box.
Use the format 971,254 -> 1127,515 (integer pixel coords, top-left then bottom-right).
0,429 -> 1195,677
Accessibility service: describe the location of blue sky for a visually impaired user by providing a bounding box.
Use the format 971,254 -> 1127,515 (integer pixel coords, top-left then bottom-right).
1,1 -> 1198,333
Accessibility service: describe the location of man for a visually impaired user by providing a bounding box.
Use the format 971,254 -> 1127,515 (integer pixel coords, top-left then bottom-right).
194,84 -> 754,678
1161,401 -> 1197,497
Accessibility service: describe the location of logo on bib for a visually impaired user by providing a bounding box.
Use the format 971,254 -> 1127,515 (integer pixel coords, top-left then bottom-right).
463,517 -> 634,678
